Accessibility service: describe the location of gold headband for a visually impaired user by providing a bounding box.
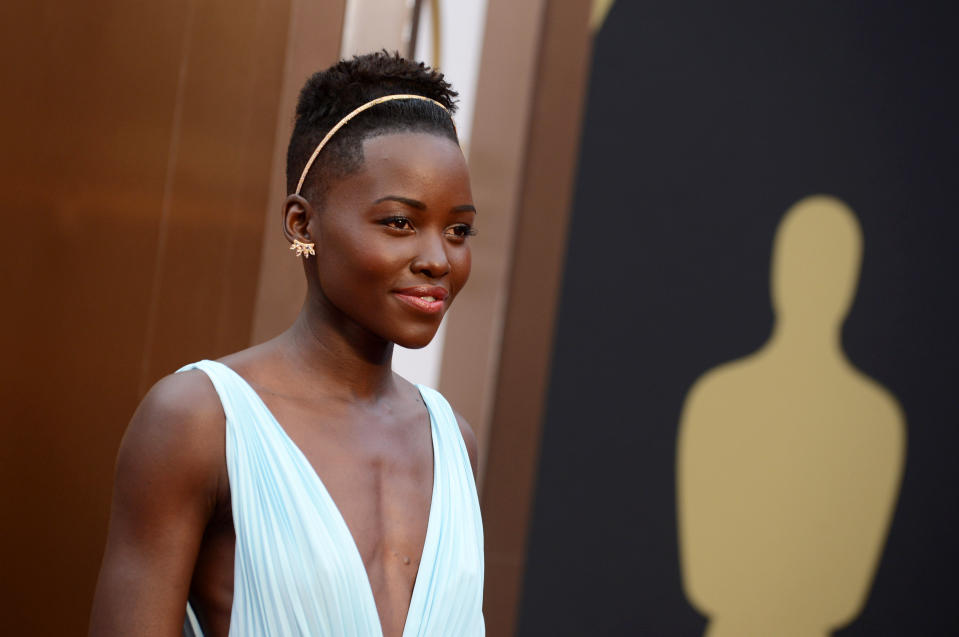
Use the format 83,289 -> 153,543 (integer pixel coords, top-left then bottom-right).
294,94 -> 452,196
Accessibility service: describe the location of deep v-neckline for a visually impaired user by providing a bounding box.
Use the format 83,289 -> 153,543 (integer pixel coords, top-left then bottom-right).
217,361 -> 440,637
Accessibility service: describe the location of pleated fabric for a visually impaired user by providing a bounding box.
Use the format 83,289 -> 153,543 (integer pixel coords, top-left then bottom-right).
178,360 -> 484,637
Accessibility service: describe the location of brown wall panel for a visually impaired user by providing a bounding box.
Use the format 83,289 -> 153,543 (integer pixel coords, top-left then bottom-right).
137,0 -> 293,386
438,0 -> 547,481
432,0 -> 594,632
0,2 -> 195,630
474,1 -> 595,635
0,0 -> 347,631
251,0 -> 347,343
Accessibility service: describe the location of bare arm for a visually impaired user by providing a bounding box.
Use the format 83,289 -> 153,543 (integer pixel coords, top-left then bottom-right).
89,371 -> 224,636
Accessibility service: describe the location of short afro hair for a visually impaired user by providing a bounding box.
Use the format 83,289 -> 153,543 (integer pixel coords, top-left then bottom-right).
286,51 -> 459,208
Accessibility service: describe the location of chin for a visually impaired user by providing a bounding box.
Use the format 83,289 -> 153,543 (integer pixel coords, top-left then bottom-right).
391,326 -> 441,350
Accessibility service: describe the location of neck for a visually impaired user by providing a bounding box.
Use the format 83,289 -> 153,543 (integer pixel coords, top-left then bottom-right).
768,317 -> 846,365
281,291 -> 397,401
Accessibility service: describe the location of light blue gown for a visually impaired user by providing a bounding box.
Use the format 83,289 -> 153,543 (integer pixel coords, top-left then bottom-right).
178,360 -> 484,636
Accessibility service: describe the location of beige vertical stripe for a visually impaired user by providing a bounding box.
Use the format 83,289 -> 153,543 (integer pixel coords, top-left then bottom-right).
439,0 -> 595,634
340,0 -> 414,58
438,0 -> 548,478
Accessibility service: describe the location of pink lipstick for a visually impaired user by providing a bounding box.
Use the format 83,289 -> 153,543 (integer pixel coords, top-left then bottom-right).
393,286 -> 449,315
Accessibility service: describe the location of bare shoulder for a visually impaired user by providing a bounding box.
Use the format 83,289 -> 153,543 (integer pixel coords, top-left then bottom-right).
124,370 -> 224,454
89,370 -> 227,635
117,369 -> 226,505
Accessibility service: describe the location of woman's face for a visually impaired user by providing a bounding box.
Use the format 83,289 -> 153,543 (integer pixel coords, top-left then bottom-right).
306,131 -> 475,349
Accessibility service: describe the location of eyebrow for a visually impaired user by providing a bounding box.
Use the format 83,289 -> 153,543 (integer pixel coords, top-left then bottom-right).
374,195 -> 426,209
373,195 -> 477,214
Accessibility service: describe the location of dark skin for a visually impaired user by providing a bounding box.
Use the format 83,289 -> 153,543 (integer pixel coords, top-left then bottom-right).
89,131 -> 479,637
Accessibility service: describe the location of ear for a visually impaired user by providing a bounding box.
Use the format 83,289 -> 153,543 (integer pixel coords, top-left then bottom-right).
282,194 -> 315,245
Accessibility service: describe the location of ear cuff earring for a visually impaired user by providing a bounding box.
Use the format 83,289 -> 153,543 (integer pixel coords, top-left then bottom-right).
290,239 -> 315,258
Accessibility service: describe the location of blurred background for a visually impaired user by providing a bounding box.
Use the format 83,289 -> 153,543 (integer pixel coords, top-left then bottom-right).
1,0 -> 956,634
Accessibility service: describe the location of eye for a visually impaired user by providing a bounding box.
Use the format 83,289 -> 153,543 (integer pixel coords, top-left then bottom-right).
445,224 -> 477,241
380,216 -> 414,232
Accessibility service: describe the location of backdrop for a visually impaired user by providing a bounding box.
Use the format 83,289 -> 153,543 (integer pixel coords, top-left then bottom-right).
519,1 -> 958,634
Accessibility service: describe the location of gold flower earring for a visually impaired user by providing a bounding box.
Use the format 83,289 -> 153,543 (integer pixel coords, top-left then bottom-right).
290,239 -> 316,258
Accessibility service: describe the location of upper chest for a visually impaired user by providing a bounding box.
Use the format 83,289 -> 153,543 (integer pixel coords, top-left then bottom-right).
194,387 -> 440,637
250,387 -> 436,561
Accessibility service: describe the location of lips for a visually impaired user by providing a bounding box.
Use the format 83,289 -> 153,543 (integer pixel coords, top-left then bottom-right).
393,285 -> 449,315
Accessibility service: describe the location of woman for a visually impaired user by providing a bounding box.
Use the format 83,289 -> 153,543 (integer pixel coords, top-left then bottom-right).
90,52 -> 484,636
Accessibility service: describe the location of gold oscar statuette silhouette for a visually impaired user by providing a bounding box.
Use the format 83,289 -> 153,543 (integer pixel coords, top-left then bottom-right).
676,195 -> 906,636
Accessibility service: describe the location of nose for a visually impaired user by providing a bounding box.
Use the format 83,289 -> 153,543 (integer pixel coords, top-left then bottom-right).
411,232 -> 451,279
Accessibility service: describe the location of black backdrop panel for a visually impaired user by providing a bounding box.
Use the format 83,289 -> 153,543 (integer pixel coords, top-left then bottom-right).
519,1 -> 958,635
